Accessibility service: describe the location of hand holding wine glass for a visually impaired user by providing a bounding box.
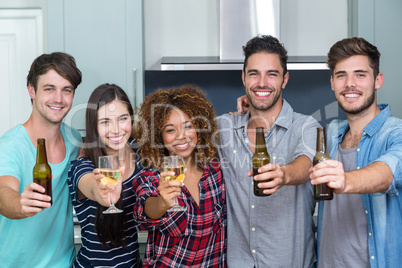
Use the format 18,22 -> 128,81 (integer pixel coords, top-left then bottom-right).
98,155 -> 123,214
163,155 -> 186,212
158,170 -> 182,209
94,167 -> 123,207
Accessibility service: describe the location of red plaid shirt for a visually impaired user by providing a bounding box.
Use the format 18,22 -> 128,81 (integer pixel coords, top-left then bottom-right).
133,162 -> 227,267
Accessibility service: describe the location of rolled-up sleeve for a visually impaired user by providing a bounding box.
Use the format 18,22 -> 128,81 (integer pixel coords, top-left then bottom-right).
374,128 -> 402,195
296,115 -> 322,161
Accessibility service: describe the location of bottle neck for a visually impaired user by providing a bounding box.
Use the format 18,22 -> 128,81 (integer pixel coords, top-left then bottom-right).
36,139 -> 48,164
316,128 -> 327,153
255,128 -> 267,153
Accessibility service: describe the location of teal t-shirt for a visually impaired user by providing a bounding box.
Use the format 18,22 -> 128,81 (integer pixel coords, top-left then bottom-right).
0,123 -> 81,267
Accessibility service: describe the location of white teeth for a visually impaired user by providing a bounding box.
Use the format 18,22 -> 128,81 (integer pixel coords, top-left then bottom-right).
255,91 -> 270,96
50,106 -> 62,110
109,136 -> 124,142
345,93 -> 359,98
175,143 -> 189,148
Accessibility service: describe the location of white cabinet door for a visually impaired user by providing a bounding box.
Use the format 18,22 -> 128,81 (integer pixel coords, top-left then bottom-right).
48,0 -> 144,132
0,9 -> 43,136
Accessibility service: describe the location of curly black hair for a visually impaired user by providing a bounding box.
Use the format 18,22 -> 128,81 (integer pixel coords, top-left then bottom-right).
134,85 -> 219,169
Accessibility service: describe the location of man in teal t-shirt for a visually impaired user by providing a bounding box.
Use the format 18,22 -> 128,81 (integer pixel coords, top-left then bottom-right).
0,52 -> 82,267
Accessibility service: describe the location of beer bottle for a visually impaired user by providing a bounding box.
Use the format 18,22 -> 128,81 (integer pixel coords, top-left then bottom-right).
313,127 -> 333,200
252,127 -> 271,197
33,138 -> 52,206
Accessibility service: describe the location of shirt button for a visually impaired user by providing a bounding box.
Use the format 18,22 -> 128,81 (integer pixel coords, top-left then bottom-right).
357,166 -> 360,169
357,148 -> 360,152
245,139 -> 249,144
369,232 -> 372,236
252,249 -> 256,254
365,210 -> 369,214
233,150 -> 237,154
252,228 -> 255,231
371,256 -> 375,260
251,205 -> 255,209
272,156 -> 277,161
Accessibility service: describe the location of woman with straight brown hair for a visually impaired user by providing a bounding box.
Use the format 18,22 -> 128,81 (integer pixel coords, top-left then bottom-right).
68,83 -> 142,267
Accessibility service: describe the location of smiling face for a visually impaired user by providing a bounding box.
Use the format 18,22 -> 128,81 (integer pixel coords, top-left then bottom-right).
29,69 -> 75,124
242,52 -> 289,113
97,99 -> 132,154
331,55 -> 383,115
162,108 -> 197,160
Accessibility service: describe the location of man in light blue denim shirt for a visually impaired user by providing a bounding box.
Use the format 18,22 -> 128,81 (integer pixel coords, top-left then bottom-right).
310,37 -> 402,267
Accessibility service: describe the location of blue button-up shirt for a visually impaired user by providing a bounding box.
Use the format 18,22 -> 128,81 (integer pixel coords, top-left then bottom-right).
317,104 -> 402,268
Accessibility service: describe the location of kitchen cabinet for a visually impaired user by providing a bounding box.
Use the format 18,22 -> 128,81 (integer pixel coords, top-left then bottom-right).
47,0 -> 144,132
0,7 -> 44,136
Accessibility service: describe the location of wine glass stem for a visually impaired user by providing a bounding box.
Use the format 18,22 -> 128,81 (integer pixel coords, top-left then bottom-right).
109,193 -> 114,207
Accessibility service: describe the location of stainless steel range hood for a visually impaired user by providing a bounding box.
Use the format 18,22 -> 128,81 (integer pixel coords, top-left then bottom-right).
161,56 -> 328,71
161,0 -> 328,71
220,0 -> 280,61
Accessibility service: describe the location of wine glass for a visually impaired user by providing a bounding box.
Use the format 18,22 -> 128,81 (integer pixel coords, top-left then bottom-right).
164,155 -> 186,212
99,155 -> 123,214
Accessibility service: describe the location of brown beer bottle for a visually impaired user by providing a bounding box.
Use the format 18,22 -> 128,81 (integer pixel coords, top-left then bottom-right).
252,127 -> 271,197
313,128 -> 333,200
33,138 -> 52,206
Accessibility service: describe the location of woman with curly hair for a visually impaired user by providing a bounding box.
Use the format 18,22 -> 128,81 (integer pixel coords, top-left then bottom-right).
132,85 -> 226,267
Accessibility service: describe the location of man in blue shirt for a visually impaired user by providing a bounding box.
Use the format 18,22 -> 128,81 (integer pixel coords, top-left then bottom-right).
310,37 -> 402,267
0,52 -> 82,267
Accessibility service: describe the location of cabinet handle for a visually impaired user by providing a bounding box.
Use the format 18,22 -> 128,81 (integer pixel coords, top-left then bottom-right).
133,68 -> 137,107
133,68 -> 138,128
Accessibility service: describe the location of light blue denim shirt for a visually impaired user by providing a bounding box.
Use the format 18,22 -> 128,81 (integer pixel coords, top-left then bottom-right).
317,104 -> 402,268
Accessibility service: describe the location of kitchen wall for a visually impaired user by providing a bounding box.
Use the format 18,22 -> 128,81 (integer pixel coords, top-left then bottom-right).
365,0 -> 402,116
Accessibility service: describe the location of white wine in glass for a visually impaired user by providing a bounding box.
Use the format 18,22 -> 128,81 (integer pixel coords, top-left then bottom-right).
165,165 -> 184,182
100,169 -> 121,186
164,155 -> 186,212
99,155 -> 123,214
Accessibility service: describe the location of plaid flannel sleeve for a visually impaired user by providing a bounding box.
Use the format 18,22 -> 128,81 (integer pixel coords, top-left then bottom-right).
133,170 -> 187,236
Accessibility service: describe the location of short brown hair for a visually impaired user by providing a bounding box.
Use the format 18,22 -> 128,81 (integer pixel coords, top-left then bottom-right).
327,37 -> 381,77
26,52 -> 82,91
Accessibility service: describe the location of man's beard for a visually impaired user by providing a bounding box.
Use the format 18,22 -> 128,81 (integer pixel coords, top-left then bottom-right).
338,88 -> 376,115
246,87 -> 281,112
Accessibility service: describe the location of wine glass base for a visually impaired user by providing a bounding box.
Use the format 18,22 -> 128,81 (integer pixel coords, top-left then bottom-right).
103,206 -> 123,214
167,205 -> 186,212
